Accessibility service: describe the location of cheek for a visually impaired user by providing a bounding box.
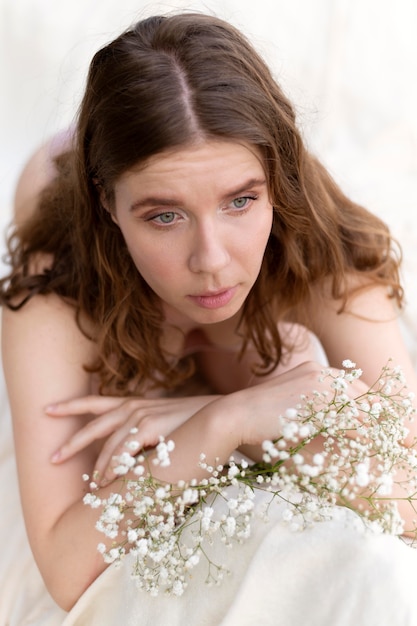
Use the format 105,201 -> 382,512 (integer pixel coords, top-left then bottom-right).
248,209 -> 273,255
126,242 -> 180,286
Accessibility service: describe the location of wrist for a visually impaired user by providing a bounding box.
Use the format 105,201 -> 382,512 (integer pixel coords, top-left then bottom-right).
206,393 -> 244,451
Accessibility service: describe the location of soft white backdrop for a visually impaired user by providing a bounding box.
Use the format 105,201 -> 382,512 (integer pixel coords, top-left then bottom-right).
1,0 -> 416,354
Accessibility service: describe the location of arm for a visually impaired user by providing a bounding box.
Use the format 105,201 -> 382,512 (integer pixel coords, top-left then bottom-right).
49,393 -> 222,483
308,283 -> 417,442
2,295 -> 348,609
47,322 -> 321,477
2,295 -> 114,609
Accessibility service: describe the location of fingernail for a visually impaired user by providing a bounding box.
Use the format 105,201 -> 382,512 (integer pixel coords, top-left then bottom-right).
51,450 -> 61,463
45,404 -> 58,413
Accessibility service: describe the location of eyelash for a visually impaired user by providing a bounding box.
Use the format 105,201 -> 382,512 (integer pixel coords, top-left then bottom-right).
145,194 -> 259,227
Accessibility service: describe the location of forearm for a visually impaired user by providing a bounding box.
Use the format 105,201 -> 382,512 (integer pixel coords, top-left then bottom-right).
144,394 -> 241,483
44,499 -> 109,610
42,396 -> 238,610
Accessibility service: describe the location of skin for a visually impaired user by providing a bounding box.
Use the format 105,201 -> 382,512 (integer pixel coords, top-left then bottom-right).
3,138 -> 417,611
108,141 -> 273,330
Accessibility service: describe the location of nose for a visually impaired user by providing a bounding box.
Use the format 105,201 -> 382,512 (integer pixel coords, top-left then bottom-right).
188,220 -> 231,274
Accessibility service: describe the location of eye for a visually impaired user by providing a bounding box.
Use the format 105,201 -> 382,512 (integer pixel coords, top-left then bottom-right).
149,211 -> 178,225
233,197 -> 249,209
229,195 -> 258,212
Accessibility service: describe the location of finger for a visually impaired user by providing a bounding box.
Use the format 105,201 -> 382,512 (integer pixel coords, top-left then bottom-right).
45,395 -> 124,416
94,414 -> 168,482
51,412 -> 128,463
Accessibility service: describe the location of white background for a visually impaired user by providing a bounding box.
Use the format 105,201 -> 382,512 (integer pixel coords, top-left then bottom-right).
1,0 -> 416,354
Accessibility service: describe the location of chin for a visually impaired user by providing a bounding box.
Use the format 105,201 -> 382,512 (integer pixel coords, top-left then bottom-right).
192,306 -> 242,326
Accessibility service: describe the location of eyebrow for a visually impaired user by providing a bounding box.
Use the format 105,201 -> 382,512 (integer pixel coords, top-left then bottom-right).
129,177 -> 267,212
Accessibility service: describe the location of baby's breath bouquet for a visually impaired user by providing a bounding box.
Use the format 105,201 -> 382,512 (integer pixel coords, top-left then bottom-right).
84,360 -> 417,597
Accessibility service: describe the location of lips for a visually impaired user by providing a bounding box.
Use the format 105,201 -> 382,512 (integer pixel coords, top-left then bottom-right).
187,287 -> 236,310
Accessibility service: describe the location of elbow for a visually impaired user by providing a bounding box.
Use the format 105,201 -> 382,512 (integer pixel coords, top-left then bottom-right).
41,555 -> 105,612
46,569 -> 99,612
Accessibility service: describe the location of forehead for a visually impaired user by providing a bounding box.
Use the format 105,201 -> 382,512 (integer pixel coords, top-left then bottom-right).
124,140 -> 266,179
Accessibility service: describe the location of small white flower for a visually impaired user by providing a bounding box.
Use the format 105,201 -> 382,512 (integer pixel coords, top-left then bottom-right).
355,463 -> 370,487
224,516 -> 236,537
299,464 -> 319,477
136,538 -> 148,557
376,473 -> 394,496
104,547 -> 121,564
282,421 -> 299,440
185,553 -> 200,569
370,402 -> 382,415
182,488 -> 199,504
102,504 -> 124,524
313,453 -> 325,466
113,465 -> 129,476
153,438 -> 175,467
298,425 -> 312,439
133,464 -> 145,476
342,359 -> 356,369
166,439 -> 175,452
125,440 -> 141,452
282,508 -> 294,522
331,377 -> 348,391
172,580 -> 185,596
155,487 -> 167,500
292,453 -> 304,465
127,529 -> 138,543
83,493 -> 102,508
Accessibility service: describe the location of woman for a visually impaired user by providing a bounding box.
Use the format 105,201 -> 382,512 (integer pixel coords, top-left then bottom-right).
2,12 -> 417,625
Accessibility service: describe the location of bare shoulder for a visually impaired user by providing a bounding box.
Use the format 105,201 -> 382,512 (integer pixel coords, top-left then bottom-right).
2,292 -> 94,359
305,277 -> 414,385
310,276 -> 398,321
2,293 -> 97,414
13,128 -> 73,226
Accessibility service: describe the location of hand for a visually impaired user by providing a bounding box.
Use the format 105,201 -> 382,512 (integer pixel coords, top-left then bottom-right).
47,394 -> 219,483
221,361 -> 370,449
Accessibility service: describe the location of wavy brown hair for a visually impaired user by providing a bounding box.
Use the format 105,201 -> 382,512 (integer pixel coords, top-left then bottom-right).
0,13 -> 403,394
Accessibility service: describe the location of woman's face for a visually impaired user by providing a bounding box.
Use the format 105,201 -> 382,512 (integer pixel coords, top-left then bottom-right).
111,140 -> 273,329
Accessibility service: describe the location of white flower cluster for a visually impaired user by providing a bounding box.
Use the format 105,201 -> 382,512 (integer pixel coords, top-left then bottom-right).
83,360 -> 417,596
259,361 -> 417,536
83,442 -> 256,596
